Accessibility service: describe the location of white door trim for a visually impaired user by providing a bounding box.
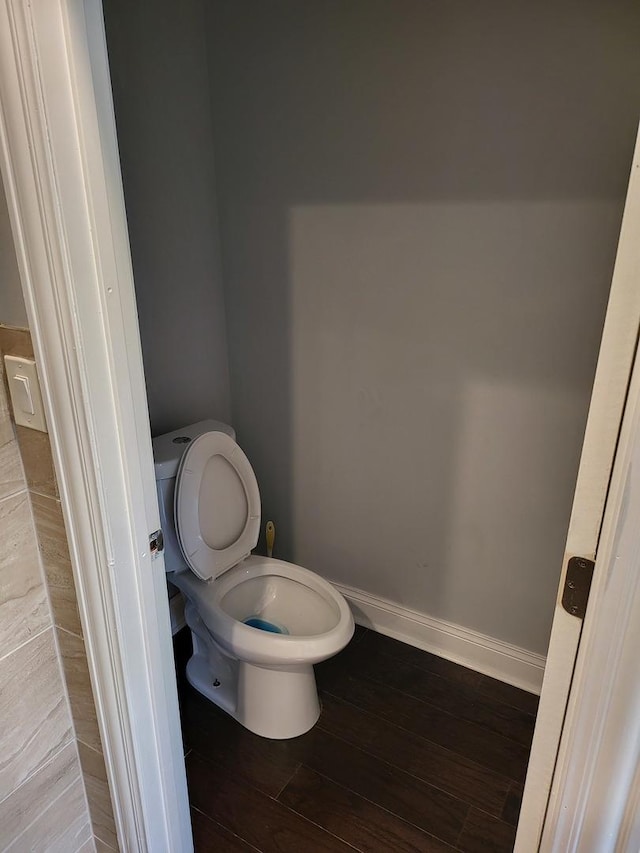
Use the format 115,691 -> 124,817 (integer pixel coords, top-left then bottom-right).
541,313 -> 640,850
0,1 -> 191,850
516,125 -> 640,851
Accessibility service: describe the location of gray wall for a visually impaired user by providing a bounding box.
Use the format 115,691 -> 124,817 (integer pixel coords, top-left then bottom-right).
0,181 -> 28,328
104,0 -> 230,435
207,0 -> 640,654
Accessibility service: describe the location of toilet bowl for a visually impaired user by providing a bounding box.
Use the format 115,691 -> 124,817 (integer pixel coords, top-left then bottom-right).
153,420 -> 354,739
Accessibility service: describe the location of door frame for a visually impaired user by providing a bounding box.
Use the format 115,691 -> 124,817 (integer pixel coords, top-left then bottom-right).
515,123 -> 640,851
1,1 -> 639,851
0,1 -> 191,850
541,290 -> 640,849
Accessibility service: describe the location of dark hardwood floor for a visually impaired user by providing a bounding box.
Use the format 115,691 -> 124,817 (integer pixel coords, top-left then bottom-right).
174,625 -> 538,852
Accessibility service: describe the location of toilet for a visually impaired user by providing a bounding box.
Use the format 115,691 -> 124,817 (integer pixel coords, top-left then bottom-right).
153,420 -> 354,739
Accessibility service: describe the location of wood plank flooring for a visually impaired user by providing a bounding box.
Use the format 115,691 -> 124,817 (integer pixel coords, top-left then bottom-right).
174,625 -> 537,852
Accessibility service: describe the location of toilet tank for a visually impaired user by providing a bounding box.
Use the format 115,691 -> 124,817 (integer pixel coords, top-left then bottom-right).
152,419 -> 236,573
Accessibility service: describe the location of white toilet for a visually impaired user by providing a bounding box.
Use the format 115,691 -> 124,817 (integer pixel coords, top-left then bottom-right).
153,420 -> 354,739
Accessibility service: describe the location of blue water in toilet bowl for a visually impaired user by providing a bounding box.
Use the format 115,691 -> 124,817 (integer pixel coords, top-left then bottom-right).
243,616 -> 290,635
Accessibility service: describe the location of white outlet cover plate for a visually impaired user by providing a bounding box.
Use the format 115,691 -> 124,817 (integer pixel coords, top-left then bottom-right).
4,355 -> 48,432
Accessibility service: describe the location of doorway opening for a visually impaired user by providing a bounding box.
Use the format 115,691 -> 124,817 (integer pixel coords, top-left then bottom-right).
4,0 -> 638,850
100,0 -> 640,849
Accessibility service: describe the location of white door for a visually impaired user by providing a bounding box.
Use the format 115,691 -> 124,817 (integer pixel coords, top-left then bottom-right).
516,124 -> 640,850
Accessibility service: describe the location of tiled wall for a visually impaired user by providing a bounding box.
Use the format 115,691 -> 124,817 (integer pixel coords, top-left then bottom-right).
0,325 -> 119,853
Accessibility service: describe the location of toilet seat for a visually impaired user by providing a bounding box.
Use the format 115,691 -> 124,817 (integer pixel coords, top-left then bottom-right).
174,431 -> 260,581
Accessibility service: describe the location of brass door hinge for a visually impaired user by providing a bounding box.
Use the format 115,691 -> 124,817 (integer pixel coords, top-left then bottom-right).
562,556 -> 595,619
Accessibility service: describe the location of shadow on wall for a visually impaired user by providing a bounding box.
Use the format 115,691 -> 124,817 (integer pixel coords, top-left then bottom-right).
104,0 -> 232,434
206,0 -> 640,655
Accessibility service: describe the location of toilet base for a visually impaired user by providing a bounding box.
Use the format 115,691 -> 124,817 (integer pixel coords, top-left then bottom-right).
186,627 -> 321,739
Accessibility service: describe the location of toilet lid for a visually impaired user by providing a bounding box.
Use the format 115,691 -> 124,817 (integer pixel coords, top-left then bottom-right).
174,431 -> 261,581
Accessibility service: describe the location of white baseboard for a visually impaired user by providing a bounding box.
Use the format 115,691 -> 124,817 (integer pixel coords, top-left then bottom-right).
334,582 -> 546,695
